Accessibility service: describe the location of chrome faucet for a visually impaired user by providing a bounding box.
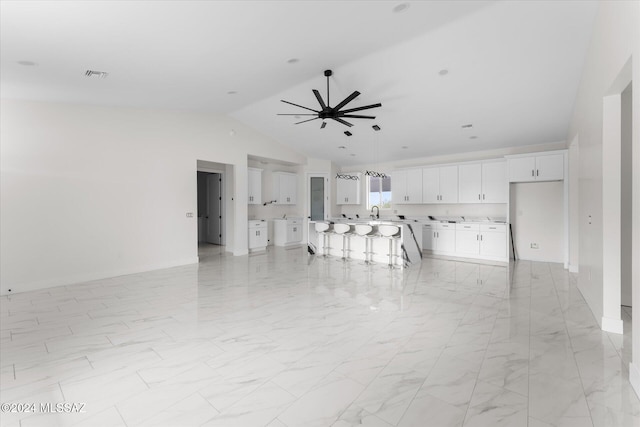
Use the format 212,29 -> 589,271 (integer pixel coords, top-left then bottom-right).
371,205 -> 380,219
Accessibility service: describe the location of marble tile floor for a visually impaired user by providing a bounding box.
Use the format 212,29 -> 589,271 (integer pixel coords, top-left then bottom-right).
1,246 -> 638,427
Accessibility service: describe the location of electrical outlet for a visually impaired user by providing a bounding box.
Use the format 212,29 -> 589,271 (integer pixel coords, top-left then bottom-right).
530,243 -> 539,249
186,212 -> 194,218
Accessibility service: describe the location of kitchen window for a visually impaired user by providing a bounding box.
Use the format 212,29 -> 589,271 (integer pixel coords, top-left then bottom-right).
367,175 -> 392,209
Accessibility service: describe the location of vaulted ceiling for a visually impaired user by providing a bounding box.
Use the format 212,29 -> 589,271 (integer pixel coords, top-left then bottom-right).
0,1 -> 598,165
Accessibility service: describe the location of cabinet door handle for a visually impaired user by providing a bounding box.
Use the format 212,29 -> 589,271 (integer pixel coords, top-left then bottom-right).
478,194 -> 481,200
477,234 -> 479,240
481,235 -> 483,241
483,194 -> 485,200
433,232 -> 436,238
536,169 -> 539,177
532,169 -> 534,177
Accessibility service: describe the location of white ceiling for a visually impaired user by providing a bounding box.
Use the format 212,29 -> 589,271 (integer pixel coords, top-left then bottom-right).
0,1 -> 598,166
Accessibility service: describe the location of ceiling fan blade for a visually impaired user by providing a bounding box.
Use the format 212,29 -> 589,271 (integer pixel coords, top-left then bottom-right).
277,113 -> 317,116
332,117 -> 354,127
333,91 -> 361,111
280,100 -> 319,113
340,114 -> 376,119
295,117 -> 320,125
312,90 -> 326,110
320,121 -> 327,129
339,103 -> 382,114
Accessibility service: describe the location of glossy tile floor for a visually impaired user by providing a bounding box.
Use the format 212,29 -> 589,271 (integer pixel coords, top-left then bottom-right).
1,246 -> 638,427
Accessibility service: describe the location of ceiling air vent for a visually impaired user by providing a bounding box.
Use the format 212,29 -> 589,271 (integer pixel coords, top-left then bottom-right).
85,70 -> 109,79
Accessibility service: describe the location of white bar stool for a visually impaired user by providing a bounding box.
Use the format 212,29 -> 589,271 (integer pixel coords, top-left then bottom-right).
378,225 -> 400,268
355,224 -> 374,264
314,222 -> 333,256
333,223 -> 352,260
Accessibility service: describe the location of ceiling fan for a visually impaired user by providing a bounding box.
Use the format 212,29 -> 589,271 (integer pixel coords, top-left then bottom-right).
278,70 -> 382,129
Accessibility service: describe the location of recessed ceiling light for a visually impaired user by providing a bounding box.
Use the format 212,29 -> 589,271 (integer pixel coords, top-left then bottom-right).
393,3 -> 410,13
344,131 -> 352,136
401,146 -> 409,149
17,60 -> 37,66
338,146 -> 346,149
461,124 -> 473,129
372,125 -> 381,131
469,136 -> 478,139
287,58 -> 299,64
350,154 -> 356,156
227,90 -> 237,95
438,69 -> 449,76
85,70 -> 108,79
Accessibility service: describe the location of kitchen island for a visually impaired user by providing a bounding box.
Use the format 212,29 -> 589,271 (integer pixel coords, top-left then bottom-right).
308,220 -> 423,267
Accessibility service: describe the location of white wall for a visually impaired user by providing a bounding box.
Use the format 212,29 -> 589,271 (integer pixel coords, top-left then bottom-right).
0,99 -> 308,295
563,0 -> 639,396
509,182 -> 564,263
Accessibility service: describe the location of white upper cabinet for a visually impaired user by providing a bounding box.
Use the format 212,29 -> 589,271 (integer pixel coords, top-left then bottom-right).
422,165 -> 458,204
481,161 -> 507,203
507,152 -> 564,182
273,172 -> 297,205
247,167 -> 262,205
336,173 -> 361,205
459,161 -> 507,203
458,163 -> 482,203
392,169 -> 422,204
536,153 -> 564,181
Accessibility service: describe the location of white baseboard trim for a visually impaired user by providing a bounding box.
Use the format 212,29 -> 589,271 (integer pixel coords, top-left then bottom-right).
1,257 -> 199,296
602,316 -> 624,334
569,264 -> 579,273
630,362 -> 640,399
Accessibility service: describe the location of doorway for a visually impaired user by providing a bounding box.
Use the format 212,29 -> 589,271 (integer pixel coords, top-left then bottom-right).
197,171 -> 223,246
308,173 -> 329,221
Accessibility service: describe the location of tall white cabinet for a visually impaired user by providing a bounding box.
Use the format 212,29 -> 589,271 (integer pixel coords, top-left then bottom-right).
273,172 -> 297,205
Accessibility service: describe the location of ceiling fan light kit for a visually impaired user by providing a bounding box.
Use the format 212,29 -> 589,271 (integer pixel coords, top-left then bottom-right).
278,70 -> 382,131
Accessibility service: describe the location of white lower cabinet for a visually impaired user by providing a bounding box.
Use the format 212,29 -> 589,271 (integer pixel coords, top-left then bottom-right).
273,218 -> 303,246
479,224 -> 507,258
423,223 -> 456,253
423,222 -> 507,262
455,223 -> 480,255
248,220 -> 268,251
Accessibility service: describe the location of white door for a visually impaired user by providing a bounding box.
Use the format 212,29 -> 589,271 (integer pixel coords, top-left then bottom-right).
422,167 -> 439,203
458,163 -> 482,203
207,173 -> 222,245
439,166 -> 459,203
508,157 -> 536,182
481,161 -> 507,203
309,175 -> 328,220
536,154 -> 564,181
